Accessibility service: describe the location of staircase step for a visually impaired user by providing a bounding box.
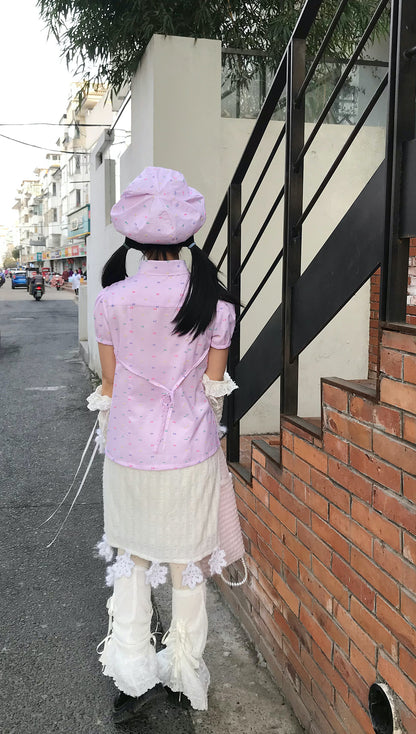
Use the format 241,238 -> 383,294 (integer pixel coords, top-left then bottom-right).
323,376 -> 377,400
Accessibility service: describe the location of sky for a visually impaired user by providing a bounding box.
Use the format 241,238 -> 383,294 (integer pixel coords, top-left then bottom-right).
0,0 -> 78,228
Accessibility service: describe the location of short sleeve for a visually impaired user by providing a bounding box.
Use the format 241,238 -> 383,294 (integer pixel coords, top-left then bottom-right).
210,300 -> 236,349
94,292 -> 113,345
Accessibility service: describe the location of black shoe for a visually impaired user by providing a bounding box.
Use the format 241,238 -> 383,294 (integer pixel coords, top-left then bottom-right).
113,683 -> 167,724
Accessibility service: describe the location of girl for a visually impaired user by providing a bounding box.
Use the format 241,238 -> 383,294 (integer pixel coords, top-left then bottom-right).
90,167 -> 245,724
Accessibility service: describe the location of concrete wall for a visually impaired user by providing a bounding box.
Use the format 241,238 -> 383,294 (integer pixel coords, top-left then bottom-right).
86,34 -> 386,431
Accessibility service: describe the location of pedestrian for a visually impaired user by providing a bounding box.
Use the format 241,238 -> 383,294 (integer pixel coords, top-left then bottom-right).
70,271 -> 81,296
89,167 -> 245,724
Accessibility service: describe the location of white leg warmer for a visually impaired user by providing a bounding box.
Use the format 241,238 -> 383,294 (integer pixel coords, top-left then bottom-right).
98,564 -> 159,697
157,583 -> 210,710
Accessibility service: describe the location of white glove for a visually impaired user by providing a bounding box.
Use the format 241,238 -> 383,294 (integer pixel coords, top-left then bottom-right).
202,372 -> 238,435
87,385 -> 112,453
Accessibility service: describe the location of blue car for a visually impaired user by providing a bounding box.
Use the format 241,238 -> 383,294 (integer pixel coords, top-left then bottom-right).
11,270 -> 27,289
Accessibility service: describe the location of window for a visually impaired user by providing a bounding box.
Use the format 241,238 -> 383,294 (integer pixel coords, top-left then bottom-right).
52,183 -> 57,196
76,189 -> 81,207
51,208 -> 57,222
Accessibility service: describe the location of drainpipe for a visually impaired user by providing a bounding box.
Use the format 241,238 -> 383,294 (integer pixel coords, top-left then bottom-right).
368,683 -> 402,734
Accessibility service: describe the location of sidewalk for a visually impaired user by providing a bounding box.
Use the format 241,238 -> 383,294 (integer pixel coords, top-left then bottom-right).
0,288 -> 303,734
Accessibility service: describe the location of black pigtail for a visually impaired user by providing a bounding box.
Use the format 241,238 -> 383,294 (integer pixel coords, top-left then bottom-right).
173,243 -> 237,339
101,240 -> 130,288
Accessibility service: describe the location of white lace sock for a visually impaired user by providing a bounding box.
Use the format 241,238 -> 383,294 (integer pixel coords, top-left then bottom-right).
98,564 -> 160,697
157,583 -> 209,710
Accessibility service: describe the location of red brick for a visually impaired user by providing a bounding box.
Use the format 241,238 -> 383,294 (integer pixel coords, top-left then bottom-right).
312,514 -> 350,561
293,436 -> 328,474
326,408 -> 373,450
378,652 -> 416,716
250,544 -> 273,583
377,596 -> 416,651
374,540 -> 416,596
301,482 -> 329,520
401,590 -> 416,626
271,533 -> 298,575
350,444 -> 401,493
258,603 -> 283,650
298,523 -> 332,566
281,446 -> 311,484
300,647 -> 334,702
323,432 -> 350,462
380,347 -> 403,379
245,505 -> 272,545
382,329 -> 416,354
380,376 -> 416,412
373,404 -> 402,437
333,648 -> 368,707
373,485 -> 416,534
350,597 -> 398,659
281,429 -> 294,451
404,414 -> 416,444
328,457 -> 372,503
273,606 -> 302,653
282,640 -> 311,691
310,467 -> 350,512
322,383 -> 348,412
332,554 -> 375,610
404,531 -> 416,566
249,573 -> 274,614
347,691 -> 376,734
334,601 -> 376,664
257,499 -> 283,537
400,645 -> 416,683
285,569 -> 312,609
351,642 -> 376,684
373,430 -> 416,474
272,483 -> 311,526
351,546 -> 399,607
404,472 -> 416,502
257,566 -> 284,611
400,702 -> 416,734
404,354 -> 416,384
312,557 -> 349,607
351,499 -> 401,552
299,605 -> 333,660
268,495 -> 296,534
251,477 -> 270,507
252,463 -> 281,498
281,528 -> 311,569
299,564 -> 332,613
330,505 -> 373,556
234,479 -> 256,511
273,569 -> 300,616
310,682 -> 347,734
252,446 -> 266,467
311,598 -> 349,655
312,640 -> 349,701
349,396 -> 375,423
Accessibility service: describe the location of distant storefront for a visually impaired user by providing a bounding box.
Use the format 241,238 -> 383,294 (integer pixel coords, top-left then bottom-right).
48,204 -> 90,274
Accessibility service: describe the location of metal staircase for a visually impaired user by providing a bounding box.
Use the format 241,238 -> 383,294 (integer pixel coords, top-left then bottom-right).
203,0 -> 416,475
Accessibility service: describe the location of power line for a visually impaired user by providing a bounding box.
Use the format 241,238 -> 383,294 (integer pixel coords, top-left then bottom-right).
0,122 -> 130,131
0,132 -> 130,154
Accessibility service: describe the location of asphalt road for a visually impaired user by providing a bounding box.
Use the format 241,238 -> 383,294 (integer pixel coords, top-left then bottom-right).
0,283 -> 303,734
0,284 -> 195,734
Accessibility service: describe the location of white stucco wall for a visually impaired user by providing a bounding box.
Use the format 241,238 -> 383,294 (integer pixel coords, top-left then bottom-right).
86,34 -> 386,433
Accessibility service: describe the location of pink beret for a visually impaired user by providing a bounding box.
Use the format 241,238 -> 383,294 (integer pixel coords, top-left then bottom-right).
110,166 -> 206,245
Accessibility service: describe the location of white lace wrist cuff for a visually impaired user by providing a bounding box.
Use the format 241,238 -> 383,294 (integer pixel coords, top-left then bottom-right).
202,371 -> 238,397
87,384 -> 112,412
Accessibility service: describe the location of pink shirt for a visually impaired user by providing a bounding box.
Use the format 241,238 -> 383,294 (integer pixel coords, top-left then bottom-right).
94,259 -> 235,470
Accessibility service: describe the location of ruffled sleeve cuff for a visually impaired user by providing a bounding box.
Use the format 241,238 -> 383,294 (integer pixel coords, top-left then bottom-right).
202,371 -> 238,397
87,384 -> 112,412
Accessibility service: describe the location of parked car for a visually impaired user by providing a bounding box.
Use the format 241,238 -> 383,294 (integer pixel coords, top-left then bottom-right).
11,270 -> 28,289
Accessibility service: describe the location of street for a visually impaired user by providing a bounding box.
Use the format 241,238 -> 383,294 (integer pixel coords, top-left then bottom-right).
0,285 -> 302,734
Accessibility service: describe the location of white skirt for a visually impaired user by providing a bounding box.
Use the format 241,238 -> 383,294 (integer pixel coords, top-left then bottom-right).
103,451 -> 221,564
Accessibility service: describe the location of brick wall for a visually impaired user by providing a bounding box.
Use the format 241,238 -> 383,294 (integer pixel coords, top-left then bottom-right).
369,238 -> 416,377
219,324 -> 416,734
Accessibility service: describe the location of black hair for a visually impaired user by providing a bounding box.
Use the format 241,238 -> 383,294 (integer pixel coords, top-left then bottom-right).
101,236 -> 237,339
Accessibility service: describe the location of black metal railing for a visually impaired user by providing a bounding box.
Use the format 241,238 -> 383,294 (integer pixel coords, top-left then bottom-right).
204,0 -> 416,469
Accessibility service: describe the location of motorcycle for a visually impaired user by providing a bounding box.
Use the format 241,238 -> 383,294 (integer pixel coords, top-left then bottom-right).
51,274 -> 64,290
33,284 -> 43,301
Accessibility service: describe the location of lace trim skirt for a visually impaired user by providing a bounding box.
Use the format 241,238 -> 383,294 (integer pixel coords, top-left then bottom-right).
103,448 -> 244,573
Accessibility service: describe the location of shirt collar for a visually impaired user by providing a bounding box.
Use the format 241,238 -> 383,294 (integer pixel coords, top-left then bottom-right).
138,259 -> 189,276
